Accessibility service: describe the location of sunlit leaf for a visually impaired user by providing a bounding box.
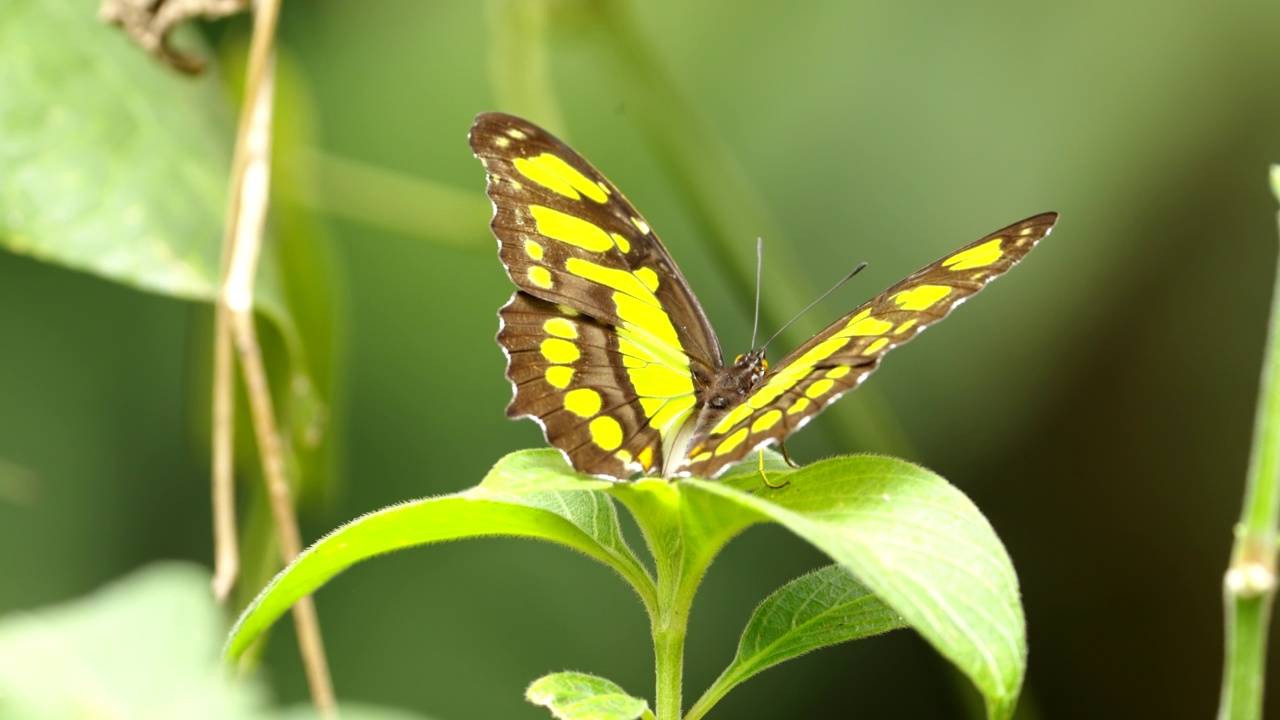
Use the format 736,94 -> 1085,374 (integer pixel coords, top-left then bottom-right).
225,451 -> 652,660
683,455 -> 1025,720
690,565 -> 906,716
526,672 -> 651,720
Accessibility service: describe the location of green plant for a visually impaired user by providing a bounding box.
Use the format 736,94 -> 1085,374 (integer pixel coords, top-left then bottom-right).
227,450 -> 1025,720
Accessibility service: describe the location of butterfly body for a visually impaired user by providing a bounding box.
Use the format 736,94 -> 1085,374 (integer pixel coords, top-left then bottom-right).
472,112 -> 1057,481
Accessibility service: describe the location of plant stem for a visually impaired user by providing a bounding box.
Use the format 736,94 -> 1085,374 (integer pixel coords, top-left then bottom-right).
1217,203 -> 1280,720
215,0 -> 336,713
652,615 -> 687,720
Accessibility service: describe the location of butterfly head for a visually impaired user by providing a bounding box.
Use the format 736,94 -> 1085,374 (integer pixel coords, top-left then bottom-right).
704,349 -> 769,411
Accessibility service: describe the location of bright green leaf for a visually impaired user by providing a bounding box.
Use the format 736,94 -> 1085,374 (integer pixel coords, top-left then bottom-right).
225,451 -> 652,660
526,672 -> 650,720
683,455 -> 1026,720
689,565 -> 907,718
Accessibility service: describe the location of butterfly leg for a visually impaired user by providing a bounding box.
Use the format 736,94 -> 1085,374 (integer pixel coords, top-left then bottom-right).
779,441 -> 800,469
758,450 -> 790,489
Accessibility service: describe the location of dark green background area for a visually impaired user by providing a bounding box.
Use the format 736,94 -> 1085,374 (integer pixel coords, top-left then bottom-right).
3,1 -> 1280,718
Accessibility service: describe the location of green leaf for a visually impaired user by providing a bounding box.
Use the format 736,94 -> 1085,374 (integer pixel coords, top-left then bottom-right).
0,0 -> 268,308
526,672 -> 651,720
225,450 -> 653,660
682,455 -> 1026,720
0,562 -> 267,719
0,561 -> 443,720
1,4 -> 336,496
689,565 -> 907,718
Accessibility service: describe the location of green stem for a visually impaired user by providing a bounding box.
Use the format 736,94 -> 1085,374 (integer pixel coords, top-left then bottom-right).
1217,197 -> 1280,720
652,611 -> 688,720
483,0 -> 563,130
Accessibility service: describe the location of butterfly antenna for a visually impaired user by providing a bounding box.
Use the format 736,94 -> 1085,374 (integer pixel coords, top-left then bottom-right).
761,261 -> 868,351
751,237 -> 764,348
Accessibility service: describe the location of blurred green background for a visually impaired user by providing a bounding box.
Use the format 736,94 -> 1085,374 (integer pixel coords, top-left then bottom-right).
4,0 -> 1280,718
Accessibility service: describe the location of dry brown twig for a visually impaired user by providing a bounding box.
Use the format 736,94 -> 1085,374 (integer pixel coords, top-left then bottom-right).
103,0 -> 338,714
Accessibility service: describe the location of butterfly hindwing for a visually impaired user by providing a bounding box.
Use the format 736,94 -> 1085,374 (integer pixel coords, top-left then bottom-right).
676,212 -> 1059,478
498,293 -> 667,477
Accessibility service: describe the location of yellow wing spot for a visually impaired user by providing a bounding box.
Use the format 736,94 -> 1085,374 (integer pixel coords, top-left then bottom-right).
612,233 -> 631,254
565,388 -> 603,417
566,258 -> 659,305
493,136 -> 511,148
634,267 -> 660,293
826,366 -> 852,379
894,319 -> 918,335
527,266 -> 553,289
631,217 -> 650,234
615,449 -> 633,464
713,403 -> 754,435
524,240 -> 544,260
787,397 -> 810,415
589,416 -> 623,451
842,315 -> 893,337
507,128 -> 528,140
636,394 -> 696,438
540,338 -> 580,364
555,304 -> 580,317
942,239 -> 1003,271
545,366 -> 574,389
520,152 -> 608,203
893,285 -> 951,311
752,409 -> 783,433
514,157 -> 577,200
544,317 -> 578,339
863,337 -> 890,355
715,427 -> 750,456
595,181 -> 612,197
691,450 -> 713,463
531,205 -> 614,252
805,378 -> 835,399
637,446 -> 654,470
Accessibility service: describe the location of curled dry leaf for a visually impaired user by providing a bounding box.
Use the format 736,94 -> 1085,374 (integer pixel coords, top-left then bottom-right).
99,0 -> 249,74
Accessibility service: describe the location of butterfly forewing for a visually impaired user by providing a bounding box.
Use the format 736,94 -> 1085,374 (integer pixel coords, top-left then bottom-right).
676,212 -> 1059,478
472,112 -> 725,479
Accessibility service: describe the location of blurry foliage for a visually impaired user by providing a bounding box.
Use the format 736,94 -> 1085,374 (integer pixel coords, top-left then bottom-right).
2,0 -> 1280,719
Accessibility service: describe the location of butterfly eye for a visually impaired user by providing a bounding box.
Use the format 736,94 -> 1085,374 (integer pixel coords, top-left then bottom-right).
760,359 -> 769,372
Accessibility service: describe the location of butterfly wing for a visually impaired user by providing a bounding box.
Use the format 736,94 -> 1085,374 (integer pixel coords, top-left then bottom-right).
675,212 -> 1059,478
471,112 -> 722,479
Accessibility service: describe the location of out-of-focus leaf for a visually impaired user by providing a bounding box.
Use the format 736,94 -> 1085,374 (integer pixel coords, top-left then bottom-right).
0,562 -> 266,720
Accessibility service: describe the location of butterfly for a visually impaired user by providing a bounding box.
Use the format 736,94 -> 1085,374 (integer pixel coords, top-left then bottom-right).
469,112 -> 1057,481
